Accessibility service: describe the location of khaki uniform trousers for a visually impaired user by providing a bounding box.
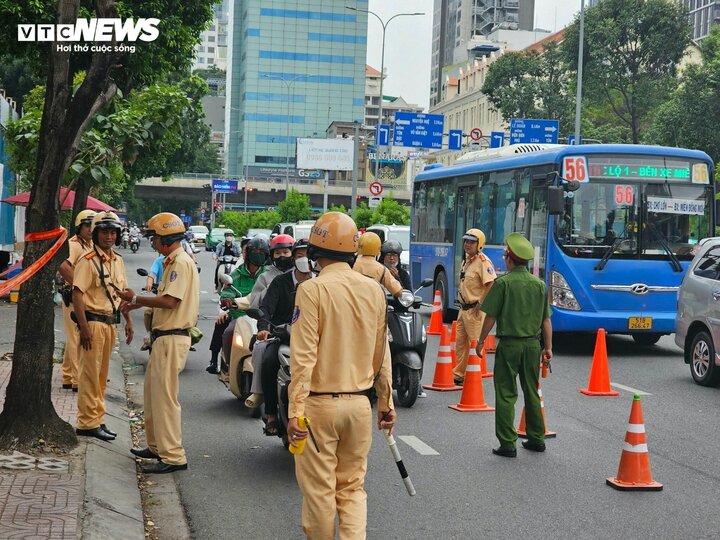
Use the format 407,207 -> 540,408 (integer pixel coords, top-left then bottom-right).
76,322 -> 116,429
145,335 -> 190,465
452,308 -> 486,381
62,303 -> 80,388
295,394 -> 372,540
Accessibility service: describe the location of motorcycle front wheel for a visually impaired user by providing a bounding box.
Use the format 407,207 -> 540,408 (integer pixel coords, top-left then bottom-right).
395,364 -> 420,408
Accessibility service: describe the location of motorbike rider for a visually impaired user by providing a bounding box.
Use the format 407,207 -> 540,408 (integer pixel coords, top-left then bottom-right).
249,239 -> 313,435
129,222 -> 140,238
57,209 -> 96,391
213,230 -> 242,291
206,236 -> 268,374
353,231 -> 403,297
288,212 -> 395,539
249,234 -> 294,310
379,240 -> 411,290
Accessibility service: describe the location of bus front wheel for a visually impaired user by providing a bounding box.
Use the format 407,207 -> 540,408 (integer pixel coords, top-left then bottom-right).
631,333 -> 662,347
434,271 -> 452,323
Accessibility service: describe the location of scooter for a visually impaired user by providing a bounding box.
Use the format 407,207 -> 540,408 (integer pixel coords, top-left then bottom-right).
215,254 -> 239,292
387,278 -> 433,408
129,233 -> 140,253
121,230 -> 129,249
217,273 -> 260,417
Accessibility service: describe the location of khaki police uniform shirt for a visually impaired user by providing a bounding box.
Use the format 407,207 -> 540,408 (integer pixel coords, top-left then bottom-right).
352,255 -> 403,296
289,263 -> 393,418
64,235 -> 93,285
73,249 -> 127,315
151,246 -> 199,331
459,252 -> 496,305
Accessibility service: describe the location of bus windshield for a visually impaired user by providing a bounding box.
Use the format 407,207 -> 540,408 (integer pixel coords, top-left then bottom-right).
556,181 -> 712,260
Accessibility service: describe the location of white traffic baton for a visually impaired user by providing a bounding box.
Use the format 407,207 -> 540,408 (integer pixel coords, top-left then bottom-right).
384,431 -> 416,496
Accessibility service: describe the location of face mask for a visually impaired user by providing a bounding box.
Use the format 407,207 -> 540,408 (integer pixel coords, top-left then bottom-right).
294,256 -> 312,274
248,252 -> 266,266
274,255 -> 294,271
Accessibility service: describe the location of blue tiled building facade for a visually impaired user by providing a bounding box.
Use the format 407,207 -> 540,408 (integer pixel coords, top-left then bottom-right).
225,1 -> 368,178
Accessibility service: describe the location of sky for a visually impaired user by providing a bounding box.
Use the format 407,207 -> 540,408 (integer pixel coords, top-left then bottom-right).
366,0 -> 579,110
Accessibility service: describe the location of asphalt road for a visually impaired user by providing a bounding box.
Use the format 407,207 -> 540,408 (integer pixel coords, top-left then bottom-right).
121,242 -> 720,539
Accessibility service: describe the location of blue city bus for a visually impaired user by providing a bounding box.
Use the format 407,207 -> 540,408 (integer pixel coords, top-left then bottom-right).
410,144 -> 716,345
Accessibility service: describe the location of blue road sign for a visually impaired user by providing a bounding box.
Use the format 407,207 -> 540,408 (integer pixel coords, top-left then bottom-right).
212,179 -> 238,193
509,119 -> 559,144
200,209 -> 206,221
448,129 -> 463,151
568,134 -> 583,145
393,112 -> 445,149
181,215 -> 191,225
376,124 -> 390,147
490,131 -> 505,148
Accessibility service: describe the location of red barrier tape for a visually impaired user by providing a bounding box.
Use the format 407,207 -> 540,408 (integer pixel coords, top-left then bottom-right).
0,227 -> 67,297
0,260 -> 21,279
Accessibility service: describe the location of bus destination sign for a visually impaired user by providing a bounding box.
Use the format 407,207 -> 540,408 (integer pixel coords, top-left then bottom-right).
585,156 -> 709,183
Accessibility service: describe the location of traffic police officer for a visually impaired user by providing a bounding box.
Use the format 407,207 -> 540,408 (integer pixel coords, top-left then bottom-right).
288,212 -> 396,540
352,231 -> 403,297
58,209 -> 96,391
453,228 -> 496,385
72,211 -> 133,442
119,212 -> 199,474
476,232 -> 552,457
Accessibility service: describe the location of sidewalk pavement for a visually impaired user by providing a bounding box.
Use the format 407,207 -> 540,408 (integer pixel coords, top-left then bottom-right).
0,302 -> 145,539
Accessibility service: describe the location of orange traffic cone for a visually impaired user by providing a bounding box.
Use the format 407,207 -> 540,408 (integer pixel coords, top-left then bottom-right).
423,325 -> 462,392
606,394 -> 662,491
427,290 -> 443,335
580,328 -> 619,396
484,334 -> 496,354
478,344 -> 493,378
449,321 -> 458,369
449,340 -> 494,412
517,370 -> 556,439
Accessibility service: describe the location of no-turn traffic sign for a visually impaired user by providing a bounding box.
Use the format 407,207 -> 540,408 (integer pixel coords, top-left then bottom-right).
470,128 -> 483,141
369,181 -> 384,197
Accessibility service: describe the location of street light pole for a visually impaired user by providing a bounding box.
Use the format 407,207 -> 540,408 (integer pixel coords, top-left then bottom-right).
574,0 -> 585,145
346,7 -> 424,180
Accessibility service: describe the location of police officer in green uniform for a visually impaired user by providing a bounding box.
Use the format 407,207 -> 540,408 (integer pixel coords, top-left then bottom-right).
476,233 -> 552,458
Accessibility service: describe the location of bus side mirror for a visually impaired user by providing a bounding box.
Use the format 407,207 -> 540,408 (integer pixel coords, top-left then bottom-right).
548,186 -> 564,215
565,180 -> 581,192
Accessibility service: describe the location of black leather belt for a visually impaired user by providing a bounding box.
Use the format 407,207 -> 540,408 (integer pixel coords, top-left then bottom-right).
461,302 -> 478,310
309,389 -> 372,398
73,311 -> 118,325
151,328 -> 190,341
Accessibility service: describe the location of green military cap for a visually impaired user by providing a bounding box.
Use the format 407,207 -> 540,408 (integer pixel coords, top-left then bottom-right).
505,232 -> 535,262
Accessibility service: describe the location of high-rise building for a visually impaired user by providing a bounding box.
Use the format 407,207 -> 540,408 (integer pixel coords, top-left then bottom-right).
224,2 -> 368,180
430,0 -> 536,107
680,0 -> 720,40
192,0 -> 229,71
364,65 -> 423,127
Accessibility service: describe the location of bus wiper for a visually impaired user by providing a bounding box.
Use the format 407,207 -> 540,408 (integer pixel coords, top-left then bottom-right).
648,223 -> 683,272
594,233 -> 625,271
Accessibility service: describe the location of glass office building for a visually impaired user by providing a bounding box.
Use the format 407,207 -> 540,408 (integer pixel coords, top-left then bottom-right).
225,1 -> 368,179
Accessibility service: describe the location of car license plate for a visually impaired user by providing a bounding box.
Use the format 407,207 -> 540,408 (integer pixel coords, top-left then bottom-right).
628,317 -> 652,330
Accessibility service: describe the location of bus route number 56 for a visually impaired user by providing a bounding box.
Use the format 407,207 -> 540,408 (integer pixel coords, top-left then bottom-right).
563,156 -> 588,183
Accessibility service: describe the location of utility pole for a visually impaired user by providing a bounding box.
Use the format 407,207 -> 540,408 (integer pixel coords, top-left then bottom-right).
351,121 -> 360,212
322,171 -> 329,212
574,0 -> 585,145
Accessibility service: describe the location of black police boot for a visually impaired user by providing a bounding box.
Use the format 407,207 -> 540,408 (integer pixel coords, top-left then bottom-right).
206,352 -> 219,374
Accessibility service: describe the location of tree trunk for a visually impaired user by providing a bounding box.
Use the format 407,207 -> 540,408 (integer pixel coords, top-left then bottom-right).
71,174 -> 92,228
0,0 -> 120,450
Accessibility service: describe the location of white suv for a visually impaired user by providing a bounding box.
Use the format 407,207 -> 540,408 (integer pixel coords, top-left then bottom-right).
675,237 -> 720,386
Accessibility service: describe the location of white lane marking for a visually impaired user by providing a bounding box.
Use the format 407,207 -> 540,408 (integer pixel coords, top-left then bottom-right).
611,382 -> 651,396
398,435 -> 440,456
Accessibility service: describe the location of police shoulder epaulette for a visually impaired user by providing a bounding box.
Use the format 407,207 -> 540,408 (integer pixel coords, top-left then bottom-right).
84,251 -> 96,260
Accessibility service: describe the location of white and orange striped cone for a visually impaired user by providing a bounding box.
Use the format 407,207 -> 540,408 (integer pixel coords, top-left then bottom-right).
449,321 -> 458,370
606,394 -> 662,491
517,370 -> 556,439
423,325 -> 462,392
449,340 -> 494,412
477,344 -> 493,378
427,290 -> 443,335
484,334 -> 496,354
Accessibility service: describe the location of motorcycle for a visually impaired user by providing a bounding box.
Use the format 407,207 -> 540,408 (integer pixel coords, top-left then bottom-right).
215,254 -> 239,292
217,273 -> 260,417
387,278 -> 434,407
121,230 -> 129,249
129,233 -> 140,253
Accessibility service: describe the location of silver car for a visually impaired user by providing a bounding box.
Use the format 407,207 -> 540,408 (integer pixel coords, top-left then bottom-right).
675,237 -> 720,386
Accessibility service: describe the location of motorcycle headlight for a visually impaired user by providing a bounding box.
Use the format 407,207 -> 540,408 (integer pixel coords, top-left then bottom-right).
234,334 -> 244,348
550,271 -> 580,311
398,290 -> 414,308
421,324 -> 427,343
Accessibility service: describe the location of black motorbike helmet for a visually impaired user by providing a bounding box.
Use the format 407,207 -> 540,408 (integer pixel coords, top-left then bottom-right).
246,236 -> 270,265
292,238 -> 310,254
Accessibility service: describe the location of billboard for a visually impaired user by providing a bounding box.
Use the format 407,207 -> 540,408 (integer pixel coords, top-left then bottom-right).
296,138 -> 354,171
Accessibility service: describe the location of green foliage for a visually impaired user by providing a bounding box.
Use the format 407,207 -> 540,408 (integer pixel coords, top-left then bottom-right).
352,203 -> 374,229
370,195 -> 410,225
277,189 -> 312,222
217,210 -> 282,236
328,203 -> 347,213
0,54 -> 43,110
562,0 -> 690,143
